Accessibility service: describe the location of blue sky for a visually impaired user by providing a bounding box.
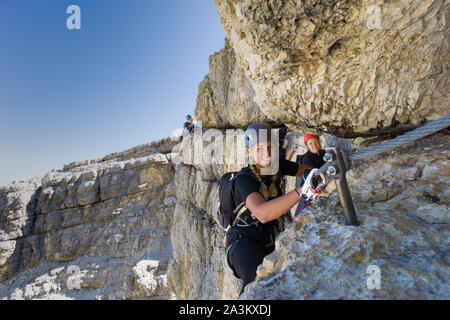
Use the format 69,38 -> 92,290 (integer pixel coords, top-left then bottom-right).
0,0 -> 226,186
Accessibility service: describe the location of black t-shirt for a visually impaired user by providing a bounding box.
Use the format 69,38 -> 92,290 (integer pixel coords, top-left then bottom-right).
234,158 -> 298,206
302,149 -> 326,169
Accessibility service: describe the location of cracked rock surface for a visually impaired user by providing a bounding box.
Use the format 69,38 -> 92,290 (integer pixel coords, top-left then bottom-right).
214,0 -> 449,136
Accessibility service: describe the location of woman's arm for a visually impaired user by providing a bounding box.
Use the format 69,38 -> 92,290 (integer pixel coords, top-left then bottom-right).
245,186 -> 302,224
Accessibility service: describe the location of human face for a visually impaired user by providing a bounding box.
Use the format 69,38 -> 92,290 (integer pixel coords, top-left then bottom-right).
306,137 -> 321,154
188,117 -> 193,123
248,141 -> 272,168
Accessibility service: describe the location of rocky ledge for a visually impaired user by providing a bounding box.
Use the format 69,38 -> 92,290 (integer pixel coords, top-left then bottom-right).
0,138 -> 179,299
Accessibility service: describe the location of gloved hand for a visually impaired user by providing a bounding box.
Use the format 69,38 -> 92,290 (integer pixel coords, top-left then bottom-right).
302,169 -> 326,202
311,176 -> 321,189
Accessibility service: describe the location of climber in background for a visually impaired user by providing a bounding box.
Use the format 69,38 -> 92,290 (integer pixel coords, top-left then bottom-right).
226,122 -> 313,296
179,114 -> 195,142
302,134 -> 326,169
295,133 -> 326,188
184,114 -> 195,134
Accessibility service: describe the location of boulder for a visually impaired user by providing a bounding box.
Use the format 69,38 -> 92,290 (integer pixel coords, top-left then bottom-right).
214,0 -> 449,136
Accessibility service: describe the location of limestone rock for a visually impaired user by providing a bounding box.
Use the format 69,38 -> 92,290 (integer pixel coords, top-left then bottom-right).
167,164 -> 241,299
131,259 -> 174,299
214,0 -> 449,136
1,1 -> 449,300
0,142 -> 177,299
195,38 -> 276,129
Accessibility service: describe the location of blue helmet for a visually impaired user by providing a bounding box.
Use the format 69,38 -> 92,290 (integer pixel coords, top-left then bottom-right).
186,114 -> 192,120
244,122 -> 273,148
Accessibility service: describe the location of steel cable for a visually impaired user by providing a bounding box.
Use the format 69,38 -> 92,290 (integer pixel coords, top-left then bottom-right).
348,113 -> 450,161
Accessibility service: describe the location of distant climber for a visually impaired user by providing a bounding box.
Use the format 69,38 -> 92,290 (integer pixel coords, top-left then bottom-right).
180,114 -> 195,141
225,122 -> 314,295
184,114 -> 195,134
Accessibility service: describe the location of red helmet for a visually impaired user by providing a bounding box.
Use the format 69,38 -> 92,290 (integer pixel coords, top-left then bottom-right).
303,134 -> 319,144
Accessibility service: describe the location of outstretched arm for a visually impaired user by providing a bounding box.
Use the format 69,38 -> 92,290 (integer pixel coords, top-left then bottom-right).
245,186 -> 302,224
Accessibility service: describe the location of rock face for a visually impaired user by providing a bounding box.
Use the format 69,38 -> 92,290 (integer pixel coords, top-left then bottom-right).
1,1 -> 449,301
0,138 -> 178,299
214,0 -> 449,136
167,163 -> 242,299
167,132 -> 245,299
196,38 -> 276,129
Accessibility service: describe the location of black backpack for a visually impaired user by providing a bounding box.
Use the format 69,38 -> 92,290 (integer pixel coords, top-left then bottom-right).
217,171 -> 246,229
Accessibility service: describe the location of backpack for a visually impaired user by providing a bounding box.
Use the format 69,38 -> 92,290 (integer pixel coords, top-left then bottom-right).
217,171 -> 247,230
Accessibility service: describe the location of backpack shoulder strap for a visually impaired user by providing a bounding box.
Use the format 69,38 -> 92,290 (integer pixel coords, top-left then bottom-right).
233,201 -> 247,219
237,166 -> 260,183
230,167 -> 256,222
231,166 -> 262,201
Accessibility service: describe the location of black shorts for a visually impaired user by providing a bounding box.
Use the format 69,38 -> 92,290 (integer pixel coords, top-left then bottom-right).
226,237 -> 267,293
